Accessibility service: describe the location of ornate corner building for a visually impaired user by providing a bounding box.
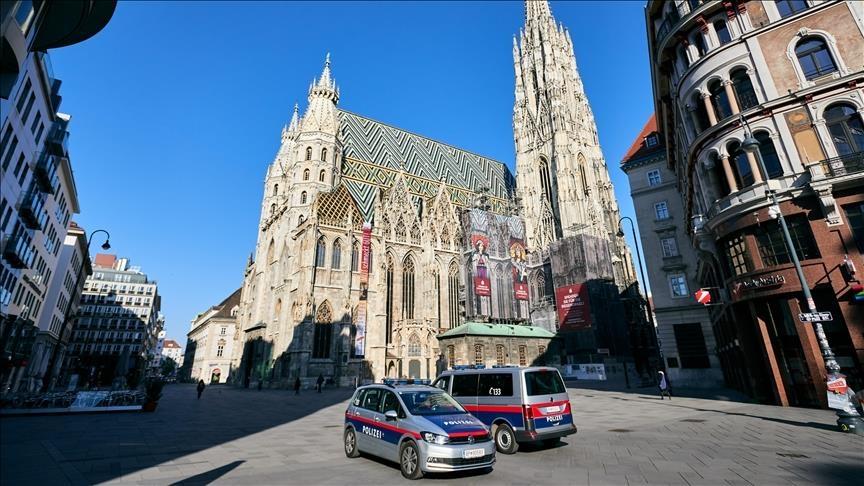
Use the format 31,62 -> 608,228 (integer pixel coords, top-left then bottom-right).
646,0 -> 864,406
230,1 -> 638,388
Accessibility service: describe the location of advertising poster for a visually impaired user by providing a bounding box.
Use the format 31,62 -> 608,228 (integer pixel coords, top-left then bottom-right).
353,303 -> 367,358
354,222 -> 372,357
510,238 -> 529,300
470,234 -> 491,297
555,283 -> 592,330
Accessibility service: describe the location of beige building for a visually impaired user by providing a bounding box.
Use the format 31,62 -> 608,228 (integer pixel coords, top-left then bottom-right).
646,0 -> 864,406
438,322 -> 555,369
186,289 -> 240,384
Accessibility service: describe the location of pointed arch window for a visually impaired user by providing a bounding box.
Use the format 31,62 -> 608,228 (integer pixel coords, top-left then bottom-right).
385,255 -> 394,344
394,219 -> 406,242
433,266 -> 441,327
730,69 -> 758,111
727,140 -> 753,188
267,239 -> 275,263
305,147 -> 312,161
408,335 -> 421,357
448,261 -> 460,329
315,237 -> 326,267
402,256 -> 415,320
754,131 -> 783,178
351,240 -> 360,272
331,239 -> 342,269
321,148 -> 328,161
319,170 -> 326,182
538,156 -> 554,207
410,223 -> 421,245
303,169 -> 310,181
795,37 -> 837,80
312,302 -> 332,359
825,103 -> 864,156
275,298 -> 282,316
300,191 -> 307,204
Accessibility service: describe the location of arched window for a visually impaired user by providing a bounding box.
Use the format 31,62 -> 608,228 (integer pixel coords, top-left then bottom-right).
824,103 -> 864,156
710,152 -> 732,197
267,239 -> 275,263
496,345 -> 505,366
754,131 -> 783,178
677,45 -> 690,69
448,261 -> 460,329
687,0 -> 701,11
408,335 -> 421,357
795,37 -> 837,80
394,218 -> 406,242
319,170 -> 325,182
270,203 -> 276,216
730,68 -> 757,111
410,223 -> 421,245
776,0 -> 808,19
474,344 -> 484,365
402,256 -> 415,320
691,29 -> 708,57
273,184 -> 279,196
433,266 -> 441,326
691,92 -> 710,132
538,156 -> 554,207
321,148 -> 328,161
305,147 -> 312,161
533,273 -> 546,301
300,191 -> 307,204
385,255 -> 394,344
275,298 -> 282,316
447,345 -> 455,368
315,237 -> 326,267
303,169 -> 310,181
518,345 -> 527,366
713,19 -> 731,45
727,140 -> 753,188
351,240 -> 360,272
331,239 -> 342,269
708,80 -> 731,120
312,302 -> 332,359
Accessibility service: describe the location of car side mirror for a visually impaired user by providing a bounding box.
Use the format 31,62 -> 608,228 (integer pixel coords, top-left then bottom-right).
384,410 -> 399,421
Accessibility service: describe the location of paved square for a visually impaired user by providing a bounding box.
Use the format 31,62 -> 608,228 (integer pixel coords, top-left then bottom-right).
1,384 -> 861,485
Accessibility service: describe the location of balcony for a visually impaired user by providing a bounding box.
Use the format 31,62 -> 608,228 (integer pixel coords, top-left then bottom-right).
707,172 -> 805,222
2,234 -> 34,269
17,187 -> 48,230
45,122 -> 69,156
818,152 -> 864,178
33,153 -> 60,194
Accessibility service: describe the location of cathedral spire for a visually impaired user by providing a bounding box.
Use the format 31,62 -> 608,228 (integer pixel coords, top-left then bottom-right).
288,103 -> 300,132
525,0 -> 553,27
308,53 -> 339,102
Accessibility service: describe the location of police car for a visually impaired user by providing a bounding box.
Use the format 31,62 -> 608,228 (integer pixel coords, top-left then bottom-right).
344,380 -> 496,479
433,366 -> 576,454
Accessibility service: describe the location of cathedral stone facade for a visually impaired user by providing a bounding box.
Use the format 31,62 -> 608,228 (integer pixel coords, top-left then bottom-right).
230,1 -> 636,388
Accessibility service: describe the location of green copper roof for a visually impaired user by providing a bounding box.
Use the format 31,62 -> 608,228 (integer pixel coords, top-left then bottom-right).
438,322 -> 555,339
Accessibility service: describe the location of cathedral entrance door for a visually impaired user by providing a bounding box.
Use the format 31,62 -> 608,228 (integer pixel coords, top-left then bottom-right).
408,360 -> 421,379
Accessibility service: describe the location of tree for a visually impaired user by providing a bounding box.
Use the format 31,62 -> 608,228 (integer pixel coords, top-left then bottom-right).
160,357 -> 177,378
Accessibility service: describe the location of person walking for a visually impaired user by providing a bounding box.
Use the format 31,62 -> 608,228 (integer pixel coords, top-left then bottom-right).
658,371 -> 671,400
316,373 -> 324,393
294,376 -> 301,395
196,379 -> 206,400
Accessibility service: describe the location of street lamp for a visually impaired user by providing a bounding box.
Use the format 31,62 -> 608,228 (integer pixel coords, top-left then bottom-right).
738,116 -> 840,376
87,229 -> 111,252
617,216 -> 659,380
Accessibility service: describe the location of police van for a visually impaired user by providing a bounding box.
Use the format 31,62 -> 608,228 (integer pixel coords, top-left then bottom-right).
344,380 -> 496,479
432,366 -> 576,454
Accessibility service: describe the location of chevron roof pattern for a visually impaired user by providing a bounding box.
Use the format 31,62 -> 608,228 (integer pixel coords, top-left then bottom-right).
337,110 -> 515,219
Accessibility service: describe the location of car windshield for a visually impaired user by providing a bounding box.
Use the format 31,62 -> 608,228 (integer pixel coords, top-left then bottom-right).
399,390 -> 467,416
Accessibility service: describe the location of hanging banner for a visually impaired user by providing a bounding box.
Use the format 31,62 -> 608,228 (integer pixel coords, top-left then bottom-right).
360,223 -> 372,287
354,222 -> 372,357
510,238 -> 529,300
354,302 -> 367,358
470,234 -> 491,296
555,283 -> 591,330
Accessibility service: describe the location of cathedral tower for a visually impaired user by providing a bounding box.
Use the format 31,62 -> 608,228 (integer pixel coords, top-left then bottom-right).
513,0 -> 634,285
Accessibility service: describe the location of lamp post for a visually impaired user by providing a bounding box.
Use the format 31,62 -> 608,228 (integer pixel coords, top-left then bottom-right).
617,216 -> 659,381
738,117 -> 840,377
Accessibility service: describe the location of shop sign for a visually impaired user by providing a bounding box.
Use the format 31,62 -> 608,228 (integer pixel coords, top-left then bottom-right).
737,274 -> 785,292
798,311 -> 832,323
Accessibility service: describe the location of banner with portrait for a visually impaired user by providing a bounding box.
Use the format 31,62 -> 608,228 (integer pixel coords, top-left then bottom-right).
509,238 -> 529,300
470,234 -> 491,296
354,222 -> 372,357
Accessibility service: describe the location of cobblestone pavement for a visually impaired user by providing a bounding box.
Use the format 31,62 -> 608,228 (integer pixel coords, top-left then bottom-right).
1,383 -> 861,485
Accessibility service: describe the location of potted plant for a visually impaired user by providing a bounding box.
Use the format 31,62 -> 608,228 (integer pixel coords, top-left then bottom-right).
142,378 -> 165,412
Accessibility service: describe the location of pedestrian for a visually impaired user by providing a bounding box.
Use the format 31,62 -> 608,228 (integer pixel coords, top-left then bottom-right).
658,371 -> 671,400
316,373 -> 324,393
294,376 -> 301,395
197,379 -> 206,400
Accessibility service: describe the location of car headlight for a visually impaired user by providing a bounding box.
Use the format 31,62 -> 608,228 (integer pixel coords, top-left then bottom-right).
421,431 -> 449,445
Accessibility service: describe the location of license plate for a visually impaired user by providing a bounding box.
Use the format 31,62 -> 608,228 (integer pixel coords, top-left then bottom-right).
462,448 -> 484,459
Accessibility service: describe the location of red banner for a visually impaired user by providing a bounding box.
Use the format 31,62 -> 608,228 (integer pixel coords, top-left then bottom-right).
555,284 -> 591,330
473,276 -> 491,296
509,238 -> 528,301
360,223 -> 372,286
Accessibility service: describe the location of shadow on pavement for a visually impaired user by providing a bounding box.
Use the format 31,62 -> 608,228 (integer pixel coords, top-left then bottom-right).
356,452 -> 493,480
170,460 -> 245,485
0,384 -> 353,485
806,462 -> 863,486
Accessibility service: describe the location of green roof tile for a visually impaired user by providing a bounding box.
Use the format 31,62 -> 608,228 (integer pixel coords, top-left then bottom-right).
438,322 -> 555,339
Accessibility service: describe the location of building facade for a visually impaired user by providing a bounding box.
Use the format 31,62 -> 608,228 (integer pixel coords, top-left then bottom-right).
161,339 -> 183,369
185,288 -> 240,384
0,0 -> 114,393
622,116 -> 724,387
646,0 -> 864,406
230,1 -> 640,388
66,254 -> 163,387
437,322 -> 555,370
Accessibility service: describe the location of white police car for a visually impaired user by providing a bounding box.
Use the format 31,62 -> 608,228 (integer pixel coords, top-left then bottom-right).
344,380 -> 496,479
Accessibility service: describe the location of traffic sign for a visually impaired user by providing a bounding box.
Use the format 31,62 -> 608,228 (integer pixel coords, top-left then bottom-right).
798,311 -> 833,322
694,288 -> 712,305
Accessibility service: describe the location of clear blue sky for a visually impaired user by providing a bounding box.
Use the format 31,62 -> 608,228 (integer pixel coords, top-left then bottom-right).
49,1 -> 654,344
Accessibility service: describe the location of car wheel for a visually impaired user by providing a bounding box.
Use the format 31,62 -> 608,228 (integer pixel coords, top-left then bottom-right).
344,428 -> 360,458
493,423 -> 519,454
399,441 -> 424,480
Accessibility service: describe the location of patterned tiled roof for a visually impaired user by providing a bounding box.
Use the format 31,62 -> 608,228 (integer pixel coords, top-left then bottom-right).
337,110 -> 516,219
